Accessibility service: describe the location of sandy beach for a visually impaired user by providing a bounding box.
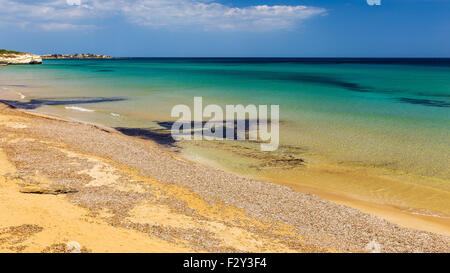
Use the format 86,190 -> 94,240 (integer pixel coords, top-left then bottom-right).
2,0 -> 449,259
0,101 -> 448,253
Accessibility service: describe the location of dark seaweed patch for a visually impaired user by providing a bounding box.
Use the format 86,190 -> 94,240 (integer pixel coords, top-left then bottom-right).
397,98 -> 450,108
158,119 -> 270,141
151,66 -> 378,94
270,73 -> 373,93
0,97 -> 126,110
416,92 -> 450,99
116,118 -> 274,147
115,127 -> 176,146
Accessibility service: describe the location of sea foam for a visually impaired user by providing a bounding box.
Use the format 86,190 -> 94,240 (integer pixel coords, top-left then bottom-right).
65,106 -> 95,112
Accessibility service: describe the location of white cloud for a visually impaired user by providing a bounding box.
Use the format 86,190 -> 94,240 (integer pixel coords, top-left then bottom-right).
40,22 -> 98,31
0,0 -> 326,32
0,0 -> 99,30
66,0 -> 81,6
121,2 -> 326,31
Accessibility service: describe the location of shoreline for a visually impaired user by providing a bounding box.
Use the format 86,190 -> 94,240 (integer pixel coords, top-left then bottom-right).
1,85 -> 449,237
14,95 -> 450,226
0,102 -> 304,253
0,100 -> 449,252
182,149 -> 450,237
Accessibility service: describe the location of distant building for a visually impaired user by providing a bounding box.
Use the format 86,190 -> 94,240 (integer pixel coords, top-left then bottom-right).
41,53 -> 112,59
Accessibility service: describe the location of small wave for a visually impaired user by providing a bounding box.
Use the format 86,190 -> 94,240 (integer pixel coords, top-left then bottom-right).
0,87 -> 26,99
110,113 -> 120,117
410,211 -> 450,219
65,106 -> 95,112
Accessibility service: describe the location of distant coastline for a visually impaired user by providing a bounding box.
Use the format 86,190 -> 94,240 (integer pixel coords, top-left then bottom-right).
42,53 -> 113,60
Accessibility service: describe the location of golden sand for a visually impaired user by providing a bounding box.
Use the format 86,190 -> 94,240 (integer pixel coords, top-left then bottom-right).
0,137 -> 191,253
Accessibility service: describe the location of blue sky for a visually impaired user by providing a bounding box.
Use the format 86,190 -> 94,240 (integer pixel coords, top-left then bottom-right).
0,0 -> 448,57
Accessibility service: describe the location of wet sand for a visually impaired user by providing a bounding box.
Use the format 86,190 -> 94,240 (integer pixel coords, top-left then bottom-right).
0,102 -> 449,252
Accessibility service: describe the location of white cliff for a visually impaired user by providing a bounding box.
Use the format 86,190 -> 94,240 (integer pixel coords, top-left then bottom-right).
0,52 -> 42,65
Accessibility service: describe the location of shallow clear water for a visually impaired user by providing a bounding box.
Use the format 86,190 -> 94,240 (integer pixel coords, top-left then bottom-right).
1,58 -> 449,181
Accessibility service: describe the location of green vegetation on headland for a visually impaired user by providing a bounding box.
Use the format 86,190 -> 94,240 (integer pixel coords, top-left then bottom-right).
0,49 -> 25,55
0,49 -> 41,65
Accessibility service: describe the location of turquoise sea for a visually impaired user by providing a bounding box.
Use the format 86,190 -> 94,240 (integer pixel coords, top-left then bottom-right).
1,58 -> 449,215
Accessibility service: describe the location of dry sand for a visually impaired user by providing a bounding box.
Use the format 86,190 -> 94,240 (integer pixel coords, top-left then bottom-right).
0,102 -> 448,253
